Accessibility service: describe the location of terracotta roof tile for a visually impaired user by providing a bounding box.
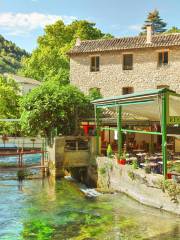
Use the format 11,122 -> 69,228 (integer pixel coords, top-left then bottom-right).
69,33 -> 180,55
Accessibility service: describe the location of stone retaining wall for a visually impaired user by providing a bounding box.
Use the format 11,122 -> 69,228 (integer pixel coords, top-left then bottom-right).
97,156 -> 180,215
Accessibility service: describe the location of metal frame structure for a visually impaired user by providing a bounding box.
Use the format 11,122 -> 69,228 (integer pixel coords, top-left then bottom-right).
0,119 -> 20,122
92,88 -> 180,179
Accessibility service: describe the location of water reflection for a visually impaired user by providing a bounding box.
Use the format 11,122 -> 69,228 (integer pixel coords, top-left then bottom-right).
0,177 -> 179,240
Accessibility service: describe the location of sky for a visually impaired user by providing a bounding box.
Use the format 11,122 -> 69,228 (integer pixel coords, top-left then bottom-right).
0,0 -> 180,52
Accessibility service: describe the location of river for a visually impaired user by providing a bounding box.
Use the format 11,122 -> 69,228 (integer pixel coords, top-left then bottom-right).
0,177 -> 179,240
0,156 -> 180,240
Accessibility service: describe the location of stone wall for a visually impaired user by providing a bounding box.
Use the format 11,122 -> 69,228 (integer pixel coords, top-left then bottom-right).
48,136 -> 97,181
70,47 -> 180,97
96,156 -> 180,215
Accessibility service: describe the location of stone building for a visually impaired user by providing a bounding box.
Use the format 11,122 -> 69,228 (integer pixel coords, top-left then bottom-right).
69,26 -> 180,153
4,74 -> 41,95
69,25 -> 180,97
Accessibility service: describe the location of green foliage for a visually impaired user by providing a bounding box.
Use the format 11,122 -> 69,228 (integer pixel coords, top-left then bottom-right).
0,74 -> 21,135
106,144 -> 113,158
0,35 -> 28,74
23,220 -> 54,240
174,164 -> 180,173
99,167 -> 106,175
20,20 -> 113,82
156,179 -> 180,203
144,165 -> 151,174
128,171 -> 135,181
163,180 -> 180,203
166,26 -> 180,33
88,87 -> 102,101
132,159 -> 138,169
20,81 -> 91,138
141,9 -> 167,34
167,162 -> 180,174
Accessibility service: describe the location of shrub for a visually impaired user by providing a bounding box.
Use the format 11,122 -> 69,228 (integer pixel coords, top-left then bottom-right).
156,179 -> 180,203
164,180 -> 180,203
144,166 -> 151,174
128,171 -> 135,181
106,144 -> 113,158
132,159 -> 138,169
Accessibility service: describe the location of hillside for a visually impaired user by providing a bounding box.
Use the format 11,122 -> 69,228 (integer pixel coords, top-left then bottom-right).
0,35 -> 29,74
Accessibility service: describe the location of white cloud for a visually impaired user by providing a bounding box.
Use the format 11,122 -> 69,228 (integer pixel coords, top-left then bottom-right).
128,24 -> 142,31
0,12 -> 77,36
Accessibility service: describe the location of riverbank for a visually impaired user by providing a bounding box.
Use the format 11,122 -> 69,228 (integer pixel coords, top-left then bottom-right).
96,156 -> 180,215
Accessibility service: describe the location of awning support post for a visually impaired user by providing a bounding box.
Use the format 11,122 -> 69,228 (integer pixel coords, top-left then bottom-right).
117,106 -> 123,159
162,93 -> 167,179
95,107 -> 100,155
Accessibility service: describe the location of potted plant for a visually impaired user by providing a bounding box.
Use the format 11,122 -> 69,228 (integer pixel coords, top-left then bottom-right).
106,144 -> 113,158
119,158 -> 126,165
117,152 -> 126,165
132,158 -> 138,169
167,172 -> 172,179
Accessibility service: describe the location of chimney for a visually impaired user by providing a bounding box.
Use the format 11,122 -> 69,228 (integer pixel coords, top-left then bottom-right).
146,23 -> 153,44
75,37 -> 81,46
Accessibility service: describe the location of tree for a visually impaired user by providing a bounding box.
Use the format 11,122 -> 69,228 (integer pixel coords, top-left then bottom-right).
0,34 -> 28,74
0,74 -> 21,135
141,10 -> 167,34
20,80 -> 91,139
166,26 -> 180,33
88,87 -> 102,101
20,20 -> 113,83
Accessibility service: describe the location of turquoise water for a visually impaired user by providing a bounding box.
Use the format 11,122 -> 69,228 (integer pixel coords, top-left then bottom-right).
0,154 -> 41,166
0,176 -> 180,240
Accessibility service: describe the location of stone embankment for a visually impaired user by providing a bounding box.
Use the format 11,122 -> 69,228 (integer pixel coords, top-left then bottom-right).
96,156 -> 180,215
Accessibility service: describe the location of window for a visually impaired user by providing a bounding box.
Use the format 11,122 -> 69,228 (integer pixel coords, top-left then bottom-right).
90,56 -> 100,72
122,87 -> 134,95
123,54 -> 133,70
158,51 -> 169,66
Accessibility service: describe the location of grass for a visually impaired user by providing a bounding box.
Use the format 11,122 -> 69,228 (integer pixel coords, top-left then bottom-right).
0,162 -> 17,168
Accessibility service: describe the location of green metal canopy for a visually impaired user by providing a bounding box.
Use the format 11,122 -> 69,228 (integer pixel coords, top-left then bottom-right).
92,88 -> 180,178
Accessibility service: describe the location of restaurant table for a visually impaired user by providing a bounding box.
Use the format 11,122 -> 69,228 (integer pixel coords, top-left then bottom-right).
126,157 -> 137,162
133,149 -> 145,153
140,163 -> 159,167
136,153 -> 147,156
140,162 -> 159,173
158,160 -> 180,165
173,156 -> 180,160
149,156 -> 159,161
155,153 -> 163,156
136,154 -> 148,165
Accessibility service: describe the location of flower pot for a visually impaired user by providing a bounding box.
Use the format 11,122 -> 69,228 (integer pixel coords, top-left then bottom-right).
167,173 -> 172,179
118,159 -> 126,165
